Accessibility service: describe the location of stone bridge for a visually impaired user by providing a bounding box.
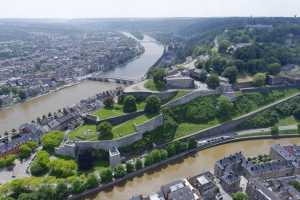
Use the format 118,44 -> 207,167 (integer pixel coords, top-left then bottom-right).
88,76 -> 137,85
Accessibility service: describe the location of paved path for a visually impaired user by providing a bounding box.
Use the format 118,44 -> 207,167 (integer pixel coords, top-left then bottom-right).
0,152 -> 36,184
237,125 -> 297,135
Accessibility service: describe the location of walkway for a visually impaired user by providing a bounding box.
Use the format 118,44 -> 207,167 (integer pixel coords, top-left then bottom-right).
237,125 -> 297,136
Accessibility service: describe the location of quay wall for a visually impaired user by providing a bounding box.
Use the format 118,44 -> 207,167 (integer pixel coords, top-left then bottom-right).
68,134 -> 300,200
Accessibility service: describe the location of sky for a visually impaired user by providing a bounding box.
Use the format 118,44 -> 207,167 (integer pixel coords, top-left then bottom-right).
0,0 -> 299,18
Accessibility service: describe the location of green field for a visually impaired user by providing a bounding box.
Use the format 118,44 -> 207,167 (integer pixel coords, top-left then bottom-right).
68,125 -> 97,141
277,116 -> 299,126
68,114 -> 157,141
93,102 -> 146,120
174,120 -> 220,139
111,114 -> 157,138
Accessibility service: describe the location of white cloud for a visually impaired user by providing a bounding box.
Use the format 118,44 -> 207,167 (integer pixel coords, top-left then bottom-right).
0,0 -> 299,18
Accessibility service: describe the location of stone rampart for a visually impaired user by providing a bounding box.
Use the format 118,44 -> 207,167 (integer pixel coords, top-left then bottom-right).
164,89 -> 219,108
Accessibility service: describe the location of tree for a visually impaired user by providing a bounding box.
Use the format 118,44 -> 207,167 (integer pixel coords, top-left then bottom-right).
166,143 -> 177,157
49,159 -> 77,178
144,95 -> 161,114
222,66 -> 238,84
123,95 -> 137,113
97,121 -> 112,138
71,178 -> 85,194
160,149 -> 168,160
135,159 -> 143,170
18,90 -> 27,100
114,165 -> 126,178
218,40 -> 231,54
100,168 -> 113,183
271,125 -> 279,136
41,131 -> 64,153
30,151 -> 50,176
150,68 -> 166,87
55,181 -> 69,200
267,63 -> 281,75
253,73 -> 266,87
18,192 -> 39,200
293,107 -> 300,120
150,149 -> 161,163
298,123 -> 300,134
206,74 -> 220,89
217,96 -> 234,121
144,154 -> 153,167
188,139 -> 197,149
232,192 -> 249,200
103,96 -> 114,108
126,162 -> 135,173
85,173 -> 99,189
19,144 -> 32,160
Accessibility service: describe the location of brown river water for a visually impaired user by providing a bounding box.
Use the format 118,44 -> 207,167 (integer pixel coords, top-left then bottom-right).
88,138 -> 300,200
0,81 -> 120,134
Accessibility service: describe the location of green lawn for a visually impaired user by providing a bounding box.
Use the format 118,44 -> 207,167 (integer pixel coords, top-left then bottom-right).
174,120 -> 220,139
69,114 -> 158,141
93,102 -> 146,120
111,114 -> 157,138
277,116 -> 299,126
144,79 -> 165,91
93,104 -> 124,119
170,90 -> 191,101
68,125 -> 97,141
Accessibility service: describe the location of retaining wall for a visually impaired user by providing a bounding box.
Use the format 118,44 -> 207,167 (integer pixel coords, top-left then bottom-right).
76,115 -> 163,152
164,89 -> 219,108
240,84 -> 300,93
178,93 -> 300,141
69,134 -> 300,200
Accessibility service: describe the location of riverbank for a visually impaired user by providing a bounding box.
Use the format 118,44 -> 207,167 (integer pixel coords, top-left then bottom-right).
68,135 -> 300,200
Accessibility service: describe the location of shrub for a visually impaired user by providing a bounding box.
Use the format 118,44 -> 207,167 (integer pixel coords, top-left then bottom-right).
103,96 -> 114,108
71,178 -> 86,194
298,123 -> 300,134
232,192 -> 249,200
271,125 -> 279,136
151,149 -> 161,163
166,143 -> 177,157
144,95 -> 161,114
97,121 -> 112,138
253,73 -> 266,87
135,159 -> 143,170
126,162 -> 135,173
49,158 -> 77,178
41,131 -> 64,153
85,173 -> 99,189
206,74 -> 220,89
114,165 -> 126,178
123,95 -> 137,113
144,154 -> 153,167
19,144 -> 33,160
100,168 -> 113,183
160,149 -> 168,160
0,154 -> 16,168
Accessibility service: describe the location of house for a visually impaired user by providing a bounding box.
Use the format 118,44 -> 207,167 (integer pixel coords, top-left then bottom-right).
188,171 -> 220,200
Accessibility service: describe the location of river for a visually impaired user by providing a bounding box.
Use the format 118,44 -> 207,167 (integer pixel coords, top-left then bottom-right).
88,138 -> 300,200
102,34 -> 164,80
0,34 -> 164,134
